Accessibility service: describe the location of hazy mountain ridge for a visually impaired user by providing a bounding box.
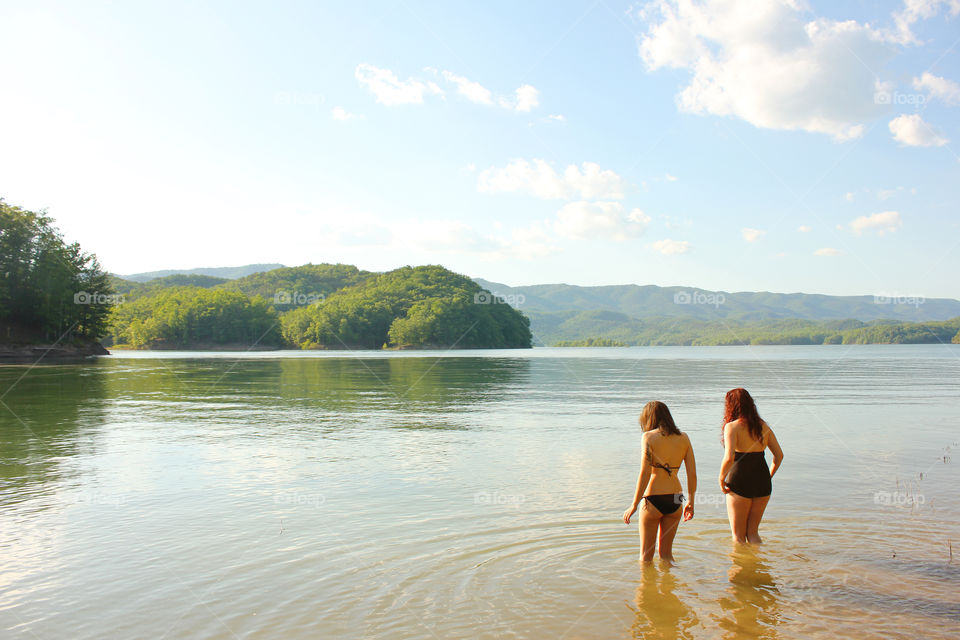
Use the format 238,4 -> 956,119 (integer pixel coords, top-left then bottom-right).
106,266 -> 960,346
118,263 -> 285,282
473,279 -> 960,322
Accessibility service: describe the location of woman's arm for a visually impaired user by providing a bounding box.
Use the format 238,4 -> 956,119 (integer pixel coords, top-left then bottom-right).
623,434 -> 652,524
766,426 -> 784,477
718,422 -> 736,493
682,434 -> 697,521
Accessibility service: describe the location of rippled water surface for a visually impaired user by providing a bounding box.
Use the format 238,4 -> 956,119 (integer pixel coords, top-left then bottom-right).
1,345 -> 959,639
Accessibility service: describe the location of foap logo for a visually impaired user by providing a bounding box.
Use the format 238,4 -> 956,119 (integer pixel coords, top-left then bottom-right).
473,291 -> 526,307
873,491 -> 925,506
273,91 -> 324,107
74,291 -> 125,305
873,293 -> 925,308
873,90 -> 925,106
274,290 -> 325,306
673,290 -> 725,308
273,492 -> 325,507
474,491 -> 526,506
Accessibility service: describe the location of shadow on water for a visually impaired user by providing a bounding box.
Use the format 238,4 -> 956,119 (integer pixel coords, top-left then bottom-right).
716,546 -> 782,639
97,356 -> 529,413
629,562 -> 699,640
0,363 -> 109,501
275,356 -> 531,412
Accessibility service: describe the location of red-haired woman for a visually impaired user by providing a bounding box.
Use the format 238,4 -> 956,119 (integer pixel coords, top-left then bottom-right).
623,401 -> 697,563
718,388 -> 784,544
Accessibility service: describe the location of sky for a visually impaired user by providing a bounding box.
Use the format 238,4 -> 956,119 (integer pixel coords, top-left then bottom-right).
1,0 -> 959,298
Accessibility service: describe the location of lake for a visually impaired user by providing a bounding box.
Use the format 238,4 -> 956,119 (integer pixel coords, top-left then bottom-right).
1,345 -> 959,639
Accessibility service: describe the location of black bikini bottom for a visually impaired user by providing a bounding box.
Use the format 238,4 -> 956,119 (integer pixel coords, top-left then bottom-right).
644,493 -> 684,515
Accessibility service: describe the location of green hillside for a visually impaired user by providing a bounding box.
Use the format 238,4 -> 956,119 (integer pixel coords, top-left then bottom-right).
221,263 -> 373,307
106,265 -> 532,350
280,265 -> 531,349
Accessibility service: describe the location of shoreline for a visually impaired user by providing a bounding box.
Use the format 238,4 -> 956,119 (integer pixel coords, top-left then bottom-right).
0,341 -> 110,362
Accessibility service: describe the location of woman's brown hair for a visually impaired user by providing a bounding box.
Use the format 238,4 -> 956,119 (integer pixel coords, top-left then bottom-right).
640,401 -> 682,436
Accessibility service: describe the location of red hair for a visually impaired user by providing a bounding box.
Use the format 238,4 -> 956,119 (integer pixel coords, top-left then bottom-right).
723,388 -> 763,442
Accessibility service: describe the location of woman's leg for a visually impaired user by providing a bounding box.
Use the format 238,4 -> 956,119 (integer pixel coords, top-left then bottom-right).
726,493 -> 752,543
745,495 -> 771,544
639,501 -> 662,562
656,510 -> 683,564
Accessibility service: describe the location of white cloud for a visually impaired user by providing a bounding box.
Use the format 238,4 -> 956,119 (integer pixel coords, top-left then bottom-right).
324,213 -> 558,261
891,0 -> 960,45
503,222 -> 558,259
331,106 -> 359,121
511,85 -> 540,112
442,70 -> 493,105
797,225 -> 812,232
651,238 -> 690,254
742,227 -> 765,242
428,69 -> 540,112
547,113 -> 566,121
355,64 -> 442,105
877,186 -> 906,200
358,65 -> 543,114
913,72 -> 960,105
637,1 -> 896,140
844,192 -> 855,202
814,247 -> 842,256
554,202 -> 651,240
478,159 -> 627,200
849,210 -> 902,235
665,173 -> 678,181
889,113 -> 949,146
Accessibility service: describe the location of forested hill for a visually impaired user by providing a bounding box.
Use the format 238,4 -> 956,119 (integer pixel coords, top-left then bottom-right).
279,266 -> 531,349
474,279 -> 960,322
113,264 -> 374,304
107,265 -> 532,350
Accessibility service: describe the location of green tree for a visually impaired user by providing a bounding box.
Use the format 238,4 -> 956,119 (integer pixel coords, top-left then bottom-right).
0,199 -> 114,342
280,265 -> 531,349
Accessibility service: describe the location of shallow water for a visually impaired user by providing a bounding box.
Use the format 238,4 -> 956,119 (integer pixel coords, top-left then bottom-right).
1,345 -> 958,638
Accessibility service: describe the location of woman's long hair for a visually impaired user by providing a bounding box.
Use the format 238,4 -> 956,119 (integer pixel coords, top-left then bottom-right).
723,388 -> 763,442
640,401 -> 682,436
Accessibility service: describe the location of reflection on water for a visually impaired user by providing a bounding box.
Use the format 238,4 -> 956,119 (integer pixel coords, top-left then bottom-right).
718,547 -> 782,639
1,347 -> 959,639
630,562 -> 699,639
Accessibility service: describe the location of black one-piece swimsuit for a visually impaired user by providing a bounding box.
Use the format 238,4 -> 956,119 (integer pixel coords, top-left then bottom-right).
725,451 -> 772,498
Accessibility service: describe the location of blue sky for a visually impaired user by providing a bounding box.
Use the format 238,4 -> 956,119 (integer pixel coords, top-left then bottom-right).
1,0 -> 959,297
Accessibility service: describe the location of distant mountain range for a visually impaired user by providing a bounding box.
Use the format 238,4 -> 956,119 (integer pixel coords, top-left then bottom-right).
108,264 -> 960,345
118,263 -> 284,282
474,279 -> 960,322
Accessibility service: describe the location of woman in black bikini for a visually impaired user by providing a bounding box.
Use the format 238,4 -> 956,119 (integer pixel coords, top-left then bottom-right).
718,388 -> 784,544
623,401 -> 697,563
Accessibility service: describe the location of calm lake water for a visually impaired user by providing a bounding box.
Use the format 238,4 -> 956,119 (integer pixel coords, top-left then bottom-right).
2,345 -> 959,639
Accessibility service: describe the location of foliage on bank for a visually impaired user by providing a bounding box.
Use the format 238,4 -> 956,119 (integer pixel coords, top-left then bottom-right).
0,199 -> 113,343
280,265 -> 532,349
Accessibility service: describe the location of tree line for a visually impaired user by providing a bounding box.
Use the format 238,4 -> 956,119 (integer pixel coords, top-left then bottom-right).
1,199 -> 113,343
